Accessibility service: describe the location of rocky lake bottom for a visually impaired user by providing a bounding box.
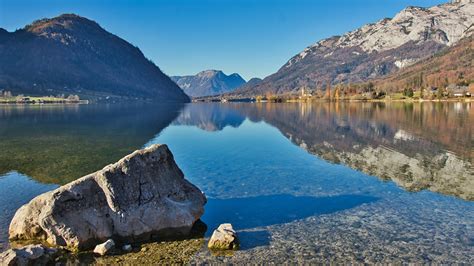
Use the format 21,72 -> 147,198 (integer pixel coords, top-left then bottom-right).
0,102 -> 472,264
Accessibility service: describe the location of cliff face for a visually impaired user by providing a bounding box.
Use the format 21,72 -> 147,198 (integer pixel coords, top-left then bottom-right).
0,14 -> 189,102
233,1 -> 473,97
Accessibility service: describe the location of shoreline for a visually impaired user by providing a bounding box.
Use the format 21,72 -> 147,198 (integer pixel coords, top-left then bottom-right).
284,98 -> 472,103
0,101 -> 89,105
194,98 -> 472,103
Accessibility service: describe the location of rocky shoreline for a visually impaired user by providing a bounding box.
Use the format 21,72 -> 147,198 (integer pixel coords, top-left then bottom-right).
1,140 -> 472,264
1,144 -> 213,264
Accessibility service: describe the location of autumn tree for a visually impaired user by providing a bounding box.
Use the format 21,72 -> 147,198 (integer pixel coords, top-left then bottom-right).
334,85 -> 340,100
324,82 -> 331,100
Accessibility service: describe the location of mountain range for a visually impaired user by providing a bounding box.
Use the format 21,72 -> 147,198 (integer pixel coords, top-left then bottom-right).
232,0 -> 473,97
0,14 -> 189,102
1,1 -> 471,101
171,70 -> 246,97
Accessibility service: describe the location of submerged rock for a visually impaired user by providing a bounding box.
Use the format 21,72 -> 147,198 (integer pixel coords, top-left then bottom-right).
0,244 -> 57,265
208,223 -> 239,250
93,239 -> 115,256
9,144 -> 207,251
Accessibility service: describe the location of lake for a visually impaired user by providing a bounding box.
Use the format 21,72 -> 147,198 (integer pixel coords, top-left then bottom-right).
0,102 -> 473,263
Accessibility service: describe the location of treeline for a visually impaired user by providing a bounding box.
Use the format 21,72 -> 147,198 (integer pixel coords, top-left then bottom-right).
254,76 -> 471,102
0,90 -> 82,103
254,36 -> 473,102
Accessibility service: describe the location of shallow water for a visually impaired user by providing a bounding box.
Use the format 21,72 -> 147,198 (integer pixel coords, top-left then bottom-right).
0,102 -> 472,263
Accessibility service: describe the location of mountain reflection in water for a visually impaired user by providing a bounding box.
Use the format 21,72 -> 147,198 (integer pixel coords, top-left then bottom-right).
0,102 -> 471,199
173,102 -> 473,200
0,102 -> 472,262
0,104 -> 184,184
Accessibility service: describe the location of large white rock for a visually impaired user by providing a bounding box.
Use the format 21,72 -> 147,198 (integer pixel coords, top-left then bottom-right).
9,144 -> 207,251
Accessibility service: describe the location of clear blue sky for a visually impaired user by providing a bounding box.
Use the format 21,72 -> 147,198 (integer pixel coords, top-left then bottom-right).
0,0 -> 446,80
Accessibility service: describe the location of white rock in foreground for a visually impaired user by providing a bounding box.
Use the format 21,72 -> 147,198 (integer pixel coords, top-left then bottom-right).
93,239 -> 115,256
9,144 -> 207,251
208,223 -> 239,250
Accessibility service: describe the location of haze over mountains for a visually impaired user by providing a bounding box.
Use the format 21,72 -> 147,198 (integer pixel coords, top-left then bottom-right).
171,70 -> 246,97
233,0 -> 473,97
0,14 -> 189,102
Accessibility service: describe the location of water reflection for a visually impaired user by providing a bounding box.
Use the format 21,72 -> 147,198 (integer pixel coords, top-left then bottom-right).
174,102 -> 473,200
0,103 -> 184,184
0,172 -> 57,250
0,102 -> 472,262
174,103 -> 245,131
0,102 -> 471,198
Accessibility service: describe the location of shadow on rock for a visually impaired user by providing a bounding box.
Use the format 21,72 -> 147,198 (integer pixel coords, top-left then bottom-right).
202,194 -> 378,234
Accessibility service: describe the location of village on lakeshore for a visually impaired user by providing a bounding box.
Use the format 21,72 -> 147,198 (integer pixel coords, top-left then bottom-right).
197,83 -> 473,103
0,90 -> 87,104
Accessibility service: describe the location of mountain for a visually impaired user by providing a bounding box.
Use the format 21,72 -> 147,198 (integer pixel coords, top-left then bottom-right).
233,0 -> 473,97
171,70 -> 245,97
374,35 -> 473,91
235,77 -> 263,92
0,14 -> 189,102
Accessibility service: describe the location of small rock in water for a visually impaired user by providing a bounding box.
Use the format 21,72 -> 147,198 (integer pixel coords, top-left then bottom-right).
94,239 -> 115,256
208,223 -> 239,250
122,244 -> 132,252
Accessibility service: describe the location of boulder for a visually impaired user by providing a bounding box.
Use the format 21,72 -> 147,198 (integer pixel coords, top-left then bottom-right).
9,144 -> 207,251
93,239 -> 115,256
0,244 -> 57,265
208,223 -> 239,250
